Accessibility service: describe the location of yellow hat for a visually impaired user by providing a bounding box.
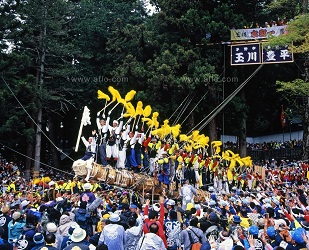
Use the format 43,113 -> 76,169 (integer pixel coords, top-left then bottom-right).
103,214 -> 110,219
186,203 -> 194,210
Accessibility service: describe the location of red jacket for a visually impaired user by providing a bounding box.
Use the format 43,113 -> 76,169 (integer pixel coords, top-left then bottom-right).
143,203 -> 168,247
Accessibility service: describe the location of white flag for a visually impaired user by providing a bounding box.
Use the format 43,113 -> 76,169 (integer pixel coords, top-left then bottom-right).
82,106 -> 91,126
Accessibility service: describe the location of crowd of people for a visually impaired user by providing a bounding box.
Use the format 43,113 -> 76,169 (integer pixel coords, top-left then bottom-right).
222,139 -> 303,151
0,157 -> 308,250
1,106 -> 309,249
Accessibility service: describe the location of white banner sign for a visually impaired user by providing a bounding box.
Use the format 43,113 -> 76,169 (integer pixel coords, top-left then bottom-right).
231,26 -> 287,41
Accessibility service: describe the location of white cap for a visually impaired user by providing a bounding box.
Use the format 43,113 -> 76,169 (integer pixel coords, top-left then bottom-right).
20,200 -> 30,208
167,199 -> 175,206
113,120 -> 119,125
48,181 -> 55,186
153,203 -> 160,212
56,197 -> 64,202
46,222 -> 57,233
83,183 -> 91,190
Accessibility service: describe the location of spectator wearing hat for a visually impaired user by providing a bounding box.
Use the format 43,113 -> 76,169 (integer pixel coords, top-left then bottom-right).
0,205 -> 12,241
98,212 -> 126,250
60,225 -> 80,249
119,203 -> 134,229
164,210 -> 181,250
57,213 -> 79,237
204,211 -> 220,239
0,226 -> 12,250
80,183 -> 95,204
265,226 -> 277,247
247,225 -> 265,250
180,179 -> 197,210
63,227 -> 90,250
124,216 -> 143,250
8,211 -> 26,243
17,229 -> 36,250
119,191 -> 129,205
271,197 -> 281,219
20,200 -> 31,212
143,197 -> 168,248
166,199 -> 176,217
291,228 -> 308,249
46,222 -> 63,250
137,222 -> 166,250
229,215 -> 242,235
44,181 -> 57,202
32,233 -> 45,250
128,204 -> 143,226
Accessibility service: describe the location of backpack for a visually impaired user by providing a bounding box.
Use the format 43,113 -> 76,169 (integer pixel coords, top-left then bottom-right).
187,228 -> 202,250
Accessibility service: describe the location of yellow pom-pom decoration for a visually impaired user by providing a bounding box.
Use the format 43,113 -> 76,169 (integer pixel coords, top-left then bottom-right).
97,90 -> 110,101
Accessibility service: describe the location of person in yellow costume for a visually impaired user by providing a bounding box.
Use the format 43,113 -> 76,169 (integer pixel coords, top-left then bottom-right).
63,180 -> 72,194
7,180 -> 16,193
91,182 -> 100,192
238,207 -> 252,229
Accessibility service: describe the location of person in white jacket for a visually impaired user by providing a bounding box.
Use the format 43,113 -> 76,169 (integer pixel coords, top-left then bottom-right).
180,179 -> 197,210
106,113 -> 123,167
137,222 -> 166,250
117,125 -> 130,169
124,216 -> 143,250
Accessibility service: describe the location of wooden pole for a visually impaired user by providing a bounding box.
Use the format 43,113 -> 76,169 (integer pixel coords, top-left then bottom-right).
75,119 -> 84,152
109,102 -> 120,113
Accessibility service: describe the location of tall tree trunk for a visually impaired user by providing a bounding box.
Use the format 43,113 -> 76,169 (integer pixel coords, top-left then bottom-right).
208,119 -> 217,142
25,142 -> 33,181
34,107 -> 42,178
302,0 -> 308,13
48,114 -> 60,169
33,7 -> 47,178
302,96 -> 309,160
